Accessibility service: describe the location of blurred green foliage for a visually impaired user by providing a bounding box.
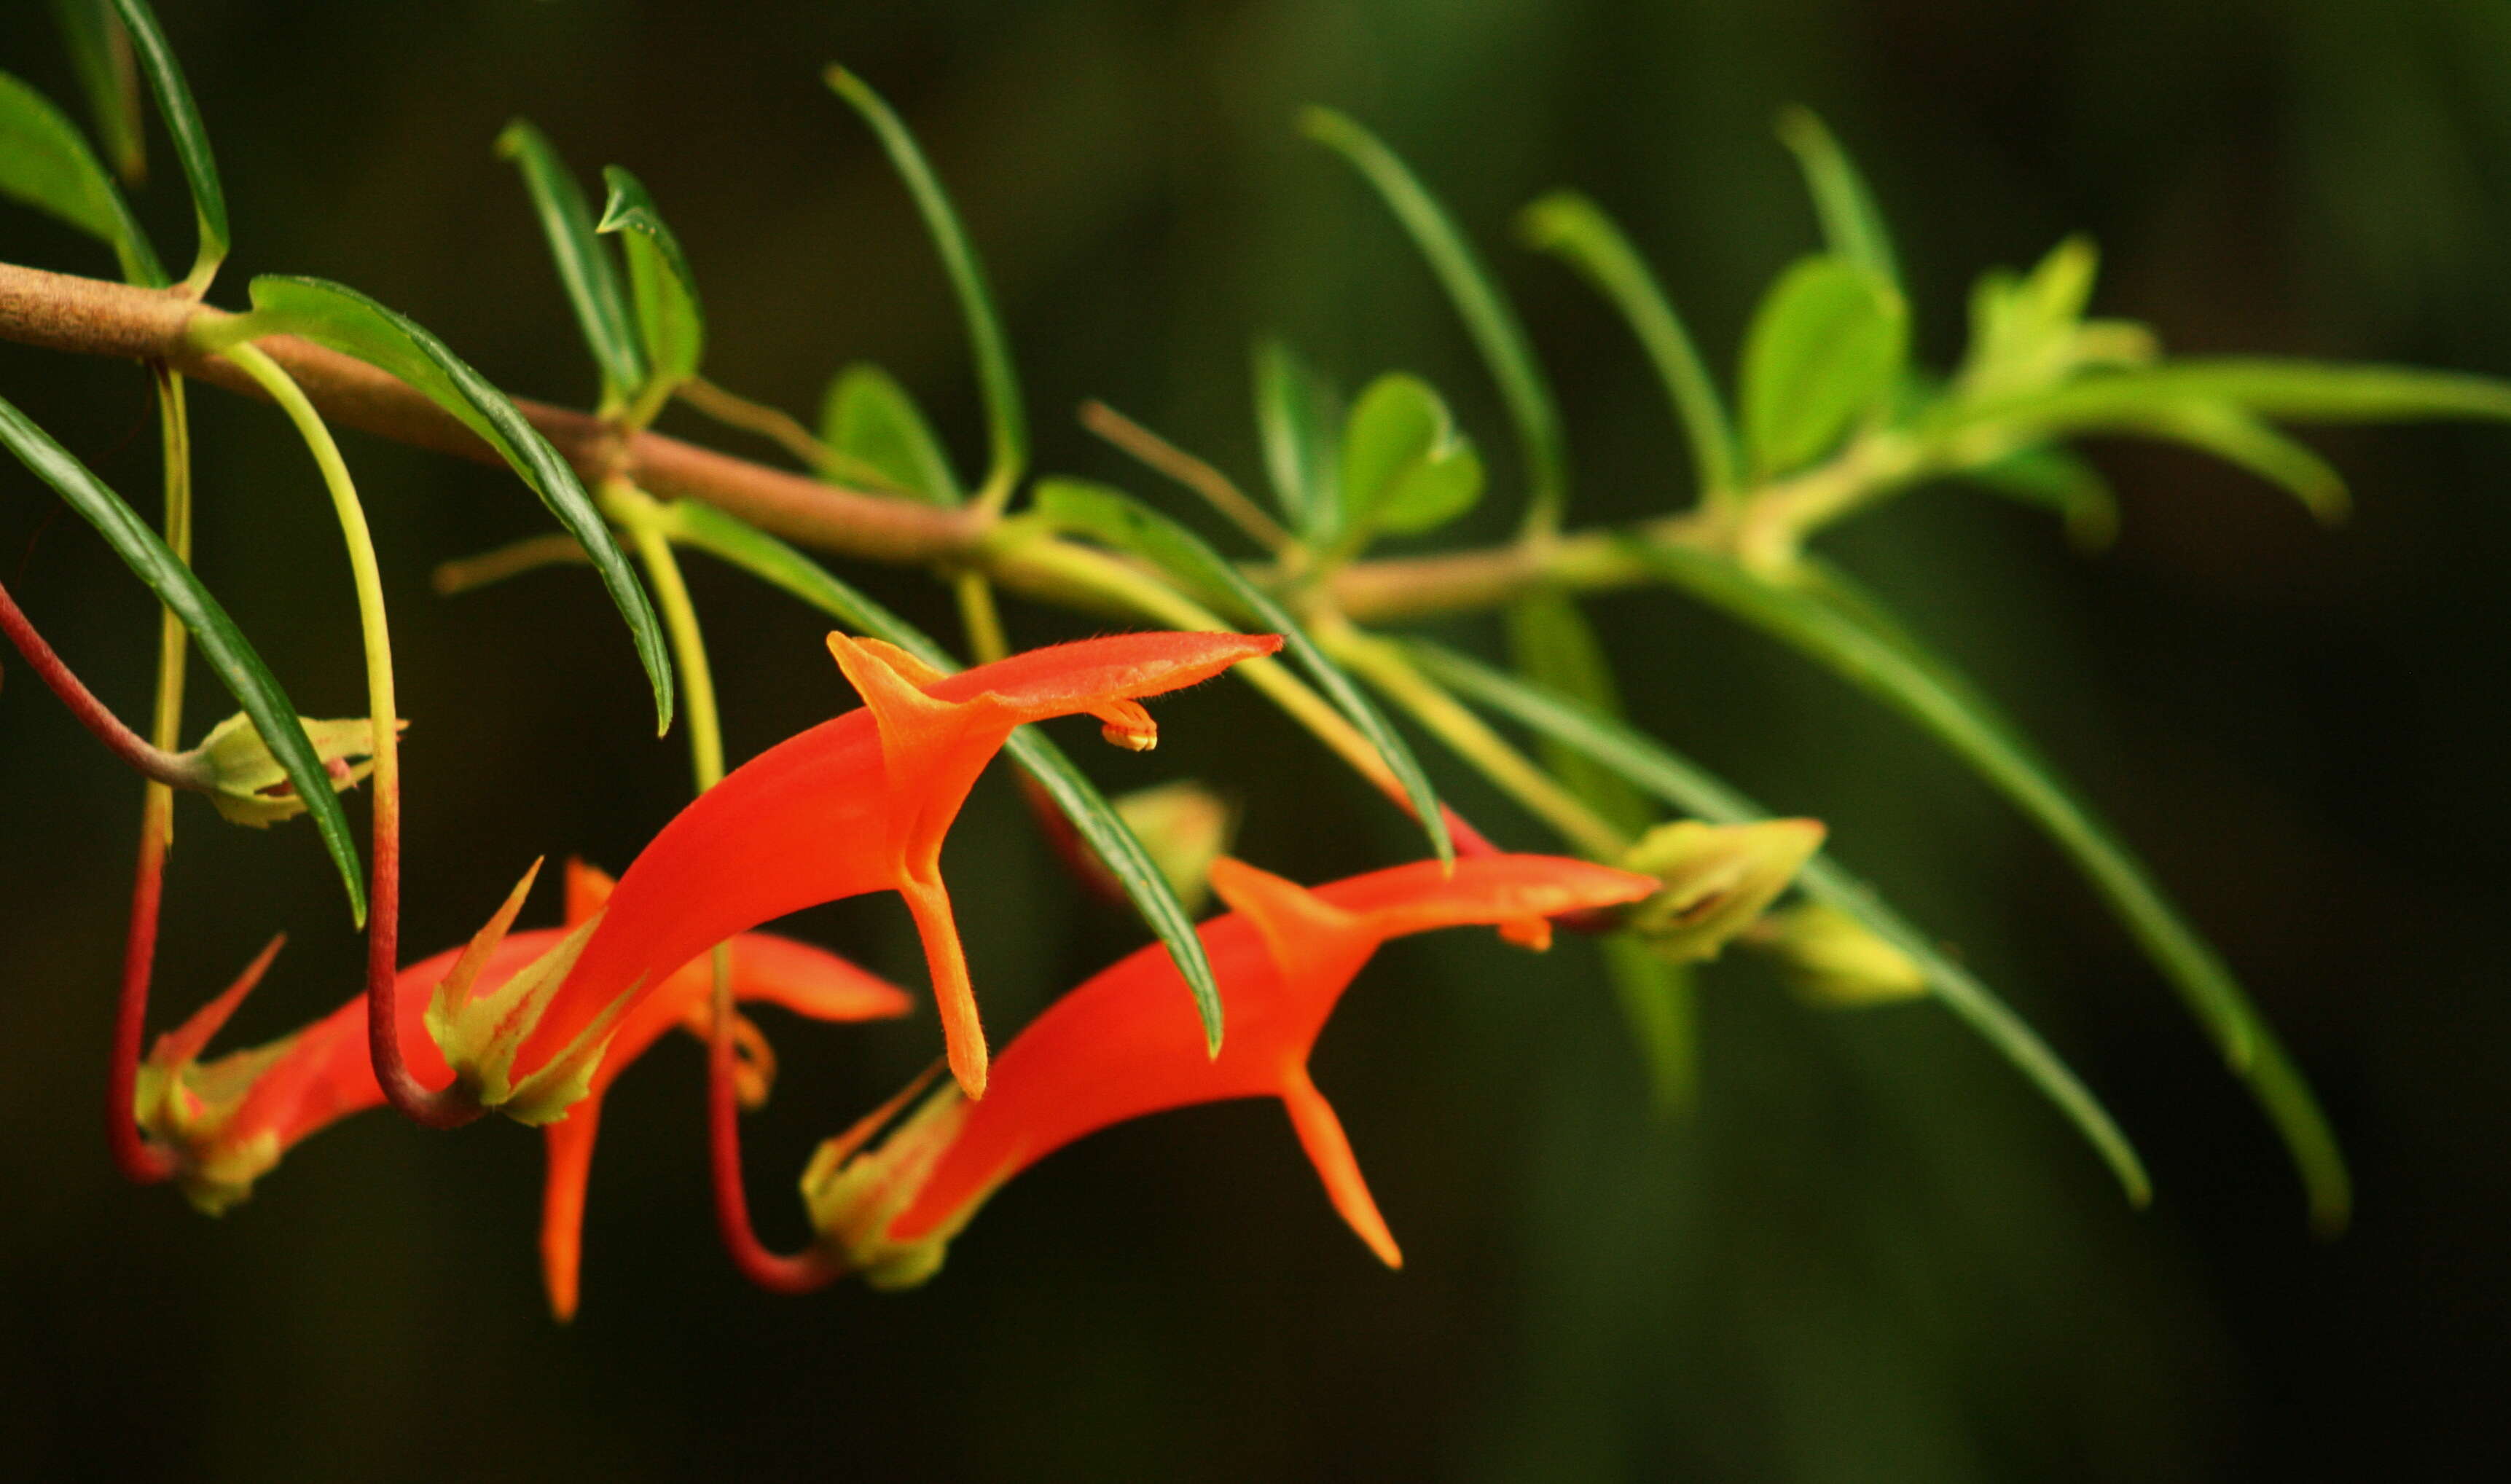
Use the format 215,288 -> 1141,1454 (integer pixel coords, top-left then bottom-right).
3,1 -> 2507,1479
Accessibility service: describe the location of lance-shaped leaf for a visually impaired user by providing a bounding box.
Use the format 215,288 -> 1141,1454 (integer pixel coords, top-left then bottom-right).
1519,189 -> 1736,503
1032,476 -> 1452,865
1250,337 -> 1341,535
107,0 -> 222,291
1776,106 -> 1900,291
0,393 -> 365,921
1960,444 -> 2119,550
1494,585 -> 1685,1100
1741,254 -> 1908,480
1633,543 -> 2345,1230
2118,401 -> 2349,522
652,497 -> 1229,1051
199,275 -> 673,731
49,0 -> 144,184
827,67 -> 1025,509
596,166 -> 704,406
496,120 -> 645,407
0,68 -> 163,286
1948,358 -> 2511,440
1338,373 -> 1484,543
1301,106 -> 1568,535
818,364 -> 961,502
1403,636 -> 2151,1205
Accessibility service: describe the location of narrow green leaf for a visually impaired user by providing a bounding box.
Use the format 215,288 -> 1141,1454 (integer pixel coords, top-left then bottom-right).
1339,373 -> 1484,539
1960,358 -> 2511,431
0,68 -> 164,286
1008,730 -> 1228,1051
1634,543 -> 2346,1229
1962,443 -> 2120,550
1519,189 -> 1737,502
495,120 -> 646,407
1741,254 -> 1908,479
817,364 -> 962,503
0,393 -> 364,922
1774,106 -> 1900,291
595,165 -> 705,401
1250,337 -> 1340,535
2131,401 -> 2349,522
205,275 -> 673,733
107,0 -> 222,289
1300,106 -> 1568,535
1031,476 -> 1453,865
1501,591 -> 1652,836
1603,934 -> 1696,1112
47,0 -> 144,184
657,498 -> 1223,1048
1404,635 -> 2151,1204
827,67 -> 1025,510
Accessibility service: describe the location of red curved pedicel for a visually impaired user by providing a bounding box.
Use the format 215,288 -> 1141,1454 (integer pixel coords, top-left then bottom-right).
802,852 -> 1658,1288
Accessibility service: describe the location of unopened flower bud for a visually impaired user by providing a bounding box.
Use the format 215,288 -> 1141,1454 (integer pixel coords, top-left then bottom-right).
182,711 -> 398,827
1114,780 -> 1236,913
1621,818 -> 1825,965
1750,902 -> 1929,1006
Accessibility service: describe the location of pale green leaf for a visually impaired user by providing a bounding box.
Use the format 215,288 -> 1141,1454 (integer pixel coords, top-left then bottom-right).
108,0 -> 222,289
596,165 -> 705,398
1962,444 -> 2120,549
817,364 -> 961,503
0,69 -> 162,285
49,0 -> 144,183
828,67 -> 1025,508
1740,255 -> 1907,479
496,119 -> 645,406
1339,372 -> 1484,538
1250,337 -> 1340,533
1603,935 -> 1696,1113
1502,590 -> 1651,836
1519,189 -> 1736,501
1775,106 -> 1900,290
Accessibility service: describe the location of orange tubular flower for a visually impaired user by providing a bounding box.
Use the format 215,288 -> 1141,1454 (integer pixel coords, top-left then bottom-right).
436,629 -> 1282,1120
133,861 -> 910,1241
801,852 -> 1660,1289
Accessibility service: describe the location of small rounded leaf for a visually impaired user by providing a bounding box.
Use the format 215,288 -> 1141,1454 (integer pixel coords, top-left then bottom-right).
1739,254 -> 1907,479
1340,373 -> 1484,538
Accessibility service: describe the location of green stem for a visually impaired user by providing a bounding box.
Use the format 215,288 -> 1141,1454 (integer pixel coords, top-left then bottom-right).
604,479 -> 722,790
220,340 -> 473,1128
952,569 -> 1008,664
109,362 -> 194,1184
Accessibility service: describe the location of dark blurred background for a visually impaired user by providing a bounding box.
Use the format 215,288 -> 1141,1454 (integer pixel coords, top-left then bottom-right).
2,1 -> 2505,1478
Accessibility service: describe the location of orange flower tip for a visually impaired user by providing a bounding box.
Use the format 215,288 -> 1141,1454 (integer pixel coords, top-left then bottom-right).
1496,916 -> 1554,952
1208,857 -> 1367,978
563,857 -> 617,923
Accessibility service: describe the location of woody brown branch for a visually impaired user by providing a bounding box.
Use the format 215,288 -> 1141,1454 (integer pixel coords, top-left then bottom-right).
0,260 -> 1654,624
